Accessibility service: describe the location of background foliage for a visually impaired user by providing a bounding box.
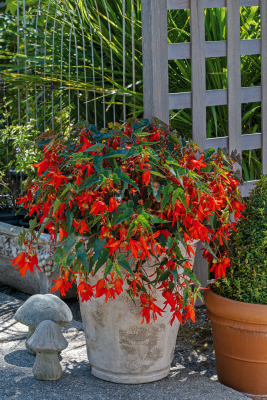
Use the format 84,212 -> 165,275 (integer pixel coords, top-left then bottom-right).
213,175 -> 267,304
0,2 -> 263,180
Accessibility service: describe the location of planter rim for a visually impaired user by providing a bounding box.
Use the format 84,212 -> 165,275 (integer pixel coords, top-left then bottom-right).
204,281 -> 267,325
0,221 -> 50,245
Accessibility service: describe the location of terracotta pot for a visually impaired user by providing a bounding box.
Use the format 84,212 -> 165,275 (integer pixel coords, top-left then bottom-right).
78,243 -> 198,384
204,283 -> 267,399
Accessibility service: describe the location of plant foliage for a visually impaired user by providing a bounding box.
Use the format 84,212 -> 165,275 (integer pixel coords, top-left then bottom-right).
12,118 -> 244,325
213,175 -> 267,304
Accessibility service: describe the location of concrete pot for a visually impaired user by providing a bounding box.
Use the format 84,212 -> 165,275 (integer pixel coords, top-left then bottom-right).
205,283 -> 267,399
0,221 -> 76,298
79,243 -> 197,384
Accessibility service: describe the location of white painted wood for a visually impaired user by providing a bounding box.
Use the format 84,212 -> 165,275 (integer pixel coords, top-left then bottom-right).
206,136 -> 228,150
191,0 -> 206,149
168,39 -> 261,60
241,180 -> 257,197
169,86 -> 261,110
261,0 -> 267,174
227,0 -> 242,161
167,0 -> 259,10
142,0 -> 169,123
206,133 -> 262,152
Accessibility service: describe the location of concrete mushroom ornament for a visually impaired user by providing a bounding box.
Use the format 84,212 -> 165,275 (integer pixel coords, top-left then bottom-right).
27,320 -> 68,381
14,294 -> 72,355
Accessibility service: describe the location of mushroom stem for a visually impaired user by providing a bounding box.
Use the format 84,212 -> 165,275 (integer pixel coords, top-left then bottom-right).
33,352 -> 62,381
26,326 -> 36,356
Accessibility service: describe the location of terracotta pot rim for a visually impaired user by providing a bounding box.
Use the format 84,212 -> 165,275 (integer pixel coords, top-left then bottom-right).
204,281 -> 267,325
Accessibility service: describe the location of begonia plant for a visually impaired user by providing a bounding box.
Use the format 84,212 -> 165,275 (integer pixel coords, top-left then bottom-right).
11,118 -> 245,325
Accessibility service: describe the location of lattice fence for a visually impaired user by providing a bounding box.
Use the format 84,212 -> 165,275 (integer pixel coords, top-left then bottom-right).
142,0 -> 266,286
142,0 -> 267,197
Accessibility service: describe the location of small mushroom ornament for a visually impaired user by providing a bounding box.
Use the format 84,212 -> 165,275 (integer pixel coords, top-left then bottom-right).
27,320 -> 68,381
14,294 -> 72,355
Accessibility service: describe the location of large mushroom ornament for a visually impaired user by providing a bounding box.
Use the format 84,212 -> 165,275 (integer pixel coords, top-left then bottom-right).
27,320 -> 68,381
14,294 -> 72,355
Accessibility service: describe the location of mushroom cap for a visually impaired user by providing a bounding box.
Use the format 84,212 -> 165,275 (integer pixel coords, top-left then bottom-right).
14,294 -> 73,328
27,320 -> 68,353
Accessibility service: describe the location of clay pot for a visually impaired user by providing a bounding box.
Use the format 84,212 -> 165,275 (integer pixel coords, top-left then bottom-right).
78,243 -> 198,384
204,283 -> 267,399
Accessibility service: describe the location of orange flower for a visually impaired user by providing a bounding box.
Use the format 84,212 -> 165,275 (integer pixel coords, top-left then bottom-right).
11,252 -> 40,277
142,170 -> 151,186
59,227 -> 68,242
77,281 -> 94,302
32,159 -> 50,176
108,197 -> 118,213
105,239 -> 121,255
50,271 -> 72,297
140,294 -> 164,324
89,201 -> 108,216
94,279 -> 107,298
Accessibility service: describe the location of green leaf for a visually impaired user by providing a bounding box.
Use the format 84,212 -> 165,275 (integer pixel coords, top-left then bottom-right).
116,208 -> 134,225
63,232 -> 75,253
104,259 -> 113,278
76,246 -> 90,273
66,253 -> 75,267
29,217 -> 37,234
112,173 -> 121,185
202,242 -> 219,261
37,220 -> 48,240
93,155 -> 103,173
161,193 -> 170,214
94,248 -> 109,274
182,289 -> 189,309
172,188 -> 187,210
138,214 -> 152,232
114,168 -> 140,192
158,270 -> 171,282
104,149 -> 128,158
67,208 -> 73,232
151,216 -> 171,224
183,267 -> 200,286
85,143 -> 105,152
172,267 -> 178,285
167,236 -> 173,251
169,281 -> 175,293
162,185 -> 174,195
53,198 -> 61,213
209,213 -> 217,232
80,174 -> 99,191
94,237 -> 106,260
117,253 -> 135,278
152,184 -> 161,202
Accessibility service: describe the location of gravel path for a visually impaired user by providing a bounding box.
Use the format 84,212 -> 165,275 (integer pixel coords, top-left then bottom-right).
0,282 -> 217,381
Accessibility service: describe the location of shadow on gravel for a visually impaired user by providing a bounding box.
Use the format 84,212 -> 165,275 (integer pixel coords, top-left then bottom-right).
4,349 -> 35,368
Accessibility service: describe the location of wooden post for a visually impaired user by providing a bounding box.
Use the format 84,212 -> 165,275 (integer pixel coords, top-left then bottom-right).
261,0 -> 267,175
191,0 -> 206,149
190,0 -> 208,290
141,0 -> 169,124
227,0 -> 242,162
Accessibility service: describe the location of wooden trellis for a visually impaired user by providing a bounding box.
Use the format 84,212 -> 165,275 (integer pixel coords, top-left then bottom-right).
141,0 -> 267,286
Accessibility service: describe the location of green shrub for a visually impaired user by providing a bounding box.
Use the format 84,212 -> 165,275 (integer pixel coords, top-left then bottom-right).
212,175 -> 267,304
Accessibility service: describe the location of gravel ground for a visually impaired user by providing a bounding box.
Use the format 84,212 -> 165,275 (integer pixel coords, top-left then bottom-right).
0,282 -> 217,381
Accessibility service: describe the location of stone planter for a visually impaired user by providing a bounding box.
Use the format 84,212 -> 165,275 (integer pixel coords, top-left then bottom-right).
205,283 -> 267,399
0,221 -> 76,298
79,243 -> 197,384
